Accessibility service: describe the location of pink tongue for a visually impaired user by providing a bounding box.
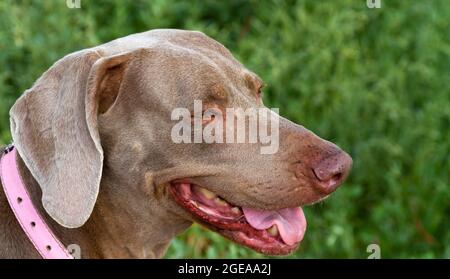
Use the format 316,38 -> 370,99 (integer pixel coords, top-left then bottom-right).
242,207 -> 307,246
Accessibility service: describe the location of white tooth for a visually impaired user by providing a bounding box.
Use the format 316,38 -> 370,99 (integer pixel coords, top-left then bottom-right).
267,225 -> 279,236
231,207 -> 241,214
198,187 -> 217,200
191,200 -> 199,207
214,197 -> 229,207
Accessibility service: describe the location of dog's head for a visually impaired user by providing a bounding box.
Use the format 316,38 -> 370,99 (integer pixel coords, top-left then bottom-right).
10,30 -> 351,256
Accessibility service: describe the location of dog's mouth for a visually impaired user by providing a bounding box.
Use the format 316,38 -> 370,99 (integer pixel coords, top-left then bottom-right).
169,182 -> 307,255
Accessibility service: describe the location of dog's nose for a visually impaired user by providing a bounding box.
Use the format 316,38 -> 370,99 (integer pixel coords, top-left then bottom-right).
311,151 -> 352,194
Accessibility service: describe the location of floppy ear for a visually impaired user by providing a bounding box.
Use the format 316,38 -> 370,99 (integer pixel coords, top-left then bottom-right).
10,49 -> 134,228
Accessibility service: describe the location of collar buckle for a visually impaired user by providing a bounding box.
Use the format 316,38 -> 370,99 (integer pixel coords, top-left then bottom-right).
4,144 -> 14,154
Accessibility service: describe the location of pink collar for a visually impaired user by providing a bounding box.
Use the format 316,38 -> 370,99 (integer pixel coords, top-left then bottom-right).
0,145 -> 73,259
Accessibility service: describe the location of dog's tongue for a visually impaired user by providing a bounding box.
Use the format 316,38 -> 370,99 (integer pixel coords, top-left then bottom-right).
242,207 -> 306,246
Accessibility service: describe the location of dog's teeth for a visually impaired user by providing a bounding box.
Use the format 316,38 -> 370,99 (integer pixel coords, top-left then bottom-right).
198,187 -> 217,200
191,200 -> 199,207
231,207 -> 241,214
214,197 -> 229,207
267,225 -> 279,236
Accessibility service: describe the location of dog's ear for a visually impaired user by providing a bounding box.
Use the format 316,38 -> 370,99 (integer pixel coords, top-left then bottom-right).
10,50 -> 134,228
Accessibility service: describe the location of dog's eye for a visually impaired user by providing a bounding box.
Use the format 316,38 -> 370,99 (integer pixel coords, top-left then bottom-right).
257,84 -> 265,98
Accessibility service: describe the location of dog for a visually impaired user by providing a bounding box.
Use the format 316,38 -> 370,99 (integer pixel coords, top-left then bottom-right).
0,29 -> 352,258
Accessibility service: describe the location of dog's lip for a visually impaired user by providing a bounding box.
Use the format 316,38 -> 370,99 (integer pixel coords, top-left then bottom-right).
168,182 -> 304,255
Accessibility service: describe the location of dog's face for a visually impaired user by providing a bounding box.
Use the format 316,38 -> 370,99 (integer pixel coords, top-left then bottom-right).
97,31 -> 352,255
10,30 -> 351,256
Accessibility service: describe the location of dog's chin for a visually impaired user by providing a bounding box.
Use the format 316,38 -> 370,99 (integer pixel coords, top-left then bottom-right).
169,182 -> 306,255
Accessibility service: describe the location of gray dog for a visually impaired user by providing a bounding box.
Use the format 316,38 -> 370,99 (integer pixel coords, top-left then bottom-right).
0,29 -> 352,258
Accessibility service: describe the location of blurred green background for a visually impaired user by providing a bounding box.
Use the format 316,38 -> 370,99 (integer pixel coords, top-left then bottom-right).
0,0 -> 449,258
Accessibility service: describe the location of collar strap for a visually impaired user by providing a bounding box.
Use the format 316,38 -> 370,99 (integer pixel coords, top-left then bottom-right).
0,145 -> 73,259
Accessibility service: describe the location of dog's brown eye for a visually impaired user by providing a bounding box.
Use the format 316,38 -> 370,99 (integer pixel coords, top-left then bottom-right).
257,84 -> 265,98
191,109 -> 219,125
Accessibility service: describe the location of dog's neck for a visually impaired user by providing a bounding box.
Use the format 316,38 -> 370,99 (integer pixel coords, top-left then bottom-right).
8,151 -> 190,258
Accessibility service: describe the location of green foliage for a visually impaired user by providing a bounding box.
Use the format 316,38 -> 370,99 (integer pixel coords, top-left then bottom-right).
0,0 -> 449,258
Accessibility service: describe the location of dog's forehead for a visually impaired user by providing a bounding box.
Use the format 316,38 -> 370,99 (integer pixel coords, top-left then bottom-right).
98,30 -> 263,107
100,29 -> 262,88
99,29 -> 236,65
